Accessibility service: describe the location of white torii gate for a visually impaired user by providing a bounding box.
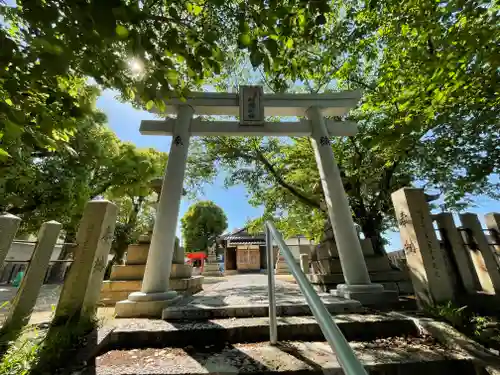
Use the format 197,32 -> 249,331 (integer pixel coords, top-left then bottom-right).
116,87 -> 390,317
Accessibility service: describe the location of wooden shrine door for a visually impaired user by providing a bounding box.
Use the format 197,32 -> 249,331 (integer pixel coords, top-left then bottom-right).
236,245 -> 261,271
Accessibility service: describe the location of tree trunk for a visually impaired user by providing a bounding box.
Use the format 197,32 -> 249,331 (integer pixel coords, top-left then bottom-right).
359,214 -> 387,257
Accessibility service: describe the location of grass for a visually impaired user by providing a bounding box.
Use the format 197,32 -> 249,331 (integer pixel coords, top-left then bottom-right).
0,300 -> 101,375
426,301 -> 500,351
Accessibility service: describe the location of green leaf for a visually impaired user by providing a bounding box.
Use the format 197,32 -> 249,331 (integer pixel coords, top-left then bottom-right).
239,33 -> 252,47
125,87 -> 135,100
205,31 -> 218,44
250,50 -> 263,68
186,3 -> 202,15
115,25 -> 129,39
192,5 -> 203,16
166,70 -> 179,84
0,148 -> 10,160
146,100 -> 154,110
264,38 -> 278,57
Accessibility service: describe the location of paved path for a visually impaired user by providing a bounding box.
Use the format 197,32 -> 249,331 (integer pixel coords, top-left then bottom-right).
0,274 -> 354,325
170,273 -> 356,309
0,276 -> 243,325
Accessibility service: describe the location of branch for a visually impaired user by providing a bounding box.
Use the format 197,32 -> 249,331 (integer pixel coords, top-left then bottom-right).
346,76 -> 376,91
253,149 -> 324,211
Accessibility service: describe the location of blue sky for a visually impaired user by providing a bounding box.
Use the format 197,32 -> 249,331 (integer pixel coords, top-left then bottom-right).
96,89 -> 500,252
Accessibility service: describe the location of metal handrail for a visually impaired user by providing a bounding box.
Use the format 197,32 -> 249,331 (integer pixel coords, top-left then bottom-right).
265,221 -> 368,375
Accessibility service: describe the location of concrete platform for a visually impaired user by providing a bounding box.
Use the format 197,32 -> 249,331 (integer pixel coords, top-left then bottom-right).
162,274 -> 363,320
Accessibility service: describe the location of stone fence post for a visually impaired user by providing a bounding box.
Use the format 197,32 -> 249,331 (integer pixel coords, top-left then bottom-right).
0,214 -> 21,266
53,200 -> 117,325
391,188 -> 455,307
434,213 -> 479,294
2,221 -> 62,331
460,213 -> 500,295
485,213 -> 500,257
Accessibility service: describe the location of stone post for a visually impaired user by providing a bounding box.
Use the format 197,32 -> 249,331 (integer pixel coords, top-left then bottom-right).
0,213 -> 21,266
460,213 -> 500,295
2,221 -> 62,330
53,200 -> 117,324
391,188 -> 455,307
307,107 -> 389,302
172,240 -> 184,265
434,213 -> 479,294
300,253 -> 309,274
115,105 -> 192,318
485,213 -> 500,257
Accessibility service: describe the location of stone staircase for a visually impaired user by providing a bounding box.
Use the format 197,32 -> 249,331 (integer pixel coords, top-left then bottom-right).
92,308 -> 498,374
100,242 -> 203,306
90,273 -> 499,374
275,247 -> 296,275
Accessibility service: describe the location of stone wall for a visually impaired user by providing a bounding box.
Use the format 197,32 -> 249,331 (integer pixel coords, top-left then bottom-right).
4,241 -> 63,262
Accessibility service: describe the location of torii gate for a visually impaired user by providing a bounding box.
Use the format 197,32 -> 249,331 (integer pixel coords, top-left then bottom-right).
116,87 -> 389,317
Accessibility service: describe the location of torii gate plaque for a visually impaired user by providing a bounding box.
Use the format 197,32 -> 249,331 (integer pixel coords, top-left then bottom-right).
239,86 -> 264,126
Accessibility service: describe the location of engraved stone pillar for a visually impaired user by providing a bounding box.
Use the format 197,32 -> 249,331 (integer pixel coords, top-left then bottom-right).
460,213 -> 500,295
54,200 -> 117,324
392,188 -> 455,307
115,105 -> 193,318
0,213 -> 21,266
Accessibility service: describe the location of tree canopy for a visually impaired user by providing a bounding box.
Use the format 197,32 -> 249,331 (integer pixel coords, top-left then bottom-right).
2,0 -> 331,109
0,108 -> 169,234
188,0 -> 499,251
181,201 -> 228,252
1,0 -> 498,251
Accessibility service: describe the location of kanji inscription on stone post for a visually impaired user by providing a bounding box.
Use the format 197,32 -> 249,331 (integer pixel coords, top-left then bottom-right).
391,187 -> 455,307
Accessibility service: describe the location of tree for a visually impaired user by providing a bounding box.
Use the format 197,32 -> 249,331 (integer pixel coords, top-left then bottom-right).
191,0 -> 499,253
0,111 -> 168,234
190,129 -> 413,255
262,0 -> 500,206
0,6 -> 102,158
4,0 -> 332,109
181,201 -> 227,252
104,194 -> 156,279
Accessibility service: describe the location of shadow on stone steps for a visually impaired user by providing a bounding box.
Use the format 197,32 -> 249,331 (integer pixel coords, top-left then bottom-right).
103,314 -> 419,351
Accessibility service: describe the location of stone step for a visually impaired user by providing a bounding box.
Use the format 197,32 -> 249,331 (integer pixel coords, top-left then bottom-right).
100,277 -> 205,306
110,265 -> 145,281
102,280 -> 142,292
95,338 -> 478,375
162,298 -> 363,320
100,290 -> 131,306
125,244 -> 149,265
105,314 -> 418,350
